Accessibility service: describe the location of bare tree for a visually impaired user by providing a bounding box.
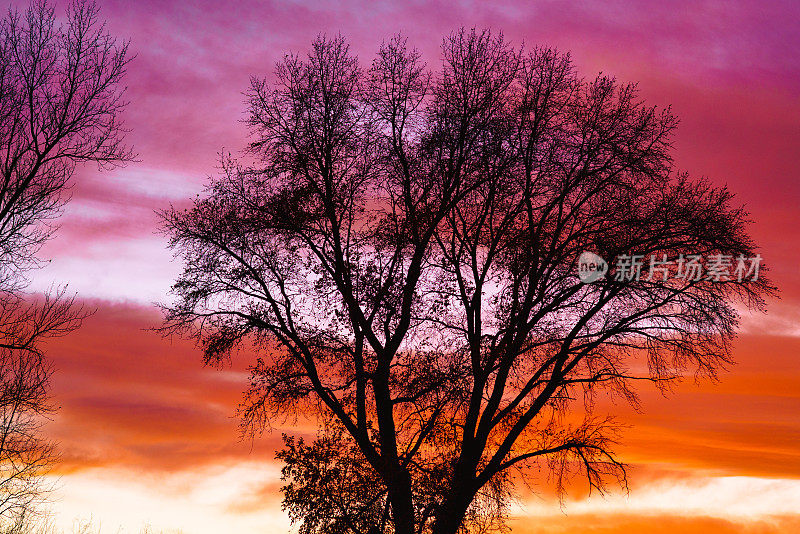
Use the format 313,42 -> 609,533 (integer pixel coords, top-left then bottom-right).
162,30 -> 772,534
0,0 -> 132,524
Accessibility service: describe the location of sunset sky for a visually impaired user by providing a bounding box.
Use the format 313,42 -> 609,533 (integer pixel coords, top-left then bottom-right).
17,0 -> 800,532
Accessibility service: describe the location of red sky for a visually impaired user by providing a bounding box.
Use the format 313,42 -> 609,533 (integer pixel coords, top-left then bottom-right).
19,0 -> 800,532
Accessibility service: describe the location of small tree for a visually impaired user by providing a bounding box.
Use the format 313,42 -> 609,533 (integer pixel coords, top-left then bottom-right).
163,30 -> 772,534
0,0 -> 132,524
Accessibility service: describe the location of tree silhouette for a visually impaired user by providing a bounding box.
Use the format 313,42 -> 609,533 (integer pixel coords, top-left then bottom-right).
162,29 -> 772,534
0,0 -> 132,524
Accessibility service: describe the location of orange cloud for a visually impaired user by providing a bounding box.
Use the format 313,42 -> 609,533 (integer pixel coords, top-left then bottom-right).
41,299 -> 800,493
43,300 -> 291,474
509,513 -> 800,534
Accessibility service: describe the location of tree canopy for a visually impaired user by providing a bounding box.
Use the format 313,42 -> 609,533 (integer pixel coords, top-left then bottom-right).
163,29 -> 771,534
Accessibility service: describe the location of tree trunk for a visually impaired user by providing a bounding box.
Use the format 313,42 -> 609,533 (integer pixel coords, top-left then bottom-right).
389,469 -> 416,534
431,491 -> 472,534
